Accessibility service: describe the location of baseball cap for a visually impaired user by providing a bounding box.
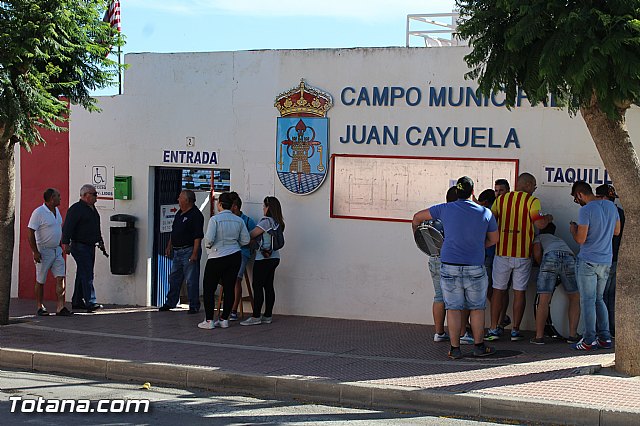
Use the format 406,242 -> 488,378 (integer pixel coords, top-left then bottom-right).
595,184 -> 618,199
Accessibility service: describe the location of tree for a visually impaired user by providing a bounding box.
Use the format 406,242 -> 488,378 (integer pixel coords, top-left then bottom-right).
455,0 -> 640,375
0,0 -> 123,325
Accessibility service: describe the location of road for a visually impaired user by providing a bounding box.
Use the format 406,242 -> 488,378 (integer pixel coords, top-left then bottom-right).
0,369 -> 522,425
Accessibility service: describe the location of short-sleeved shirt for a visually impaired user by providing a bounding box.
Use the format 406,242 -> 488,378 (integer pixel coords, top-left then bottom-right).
429,200 -> 497,266
534,234 -> 573,255
28,204 -> 63,248
239,213 -> 257,258
254,217 -> 281,261
492,191 -> 544,258
577,200 -> 620,264
171,206 -> 205,247
612,206 -> 625,262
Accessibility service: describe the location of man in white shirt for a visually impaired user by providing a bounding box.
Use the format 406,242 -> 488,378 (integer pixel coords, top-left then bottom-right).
27,188 -> 72,316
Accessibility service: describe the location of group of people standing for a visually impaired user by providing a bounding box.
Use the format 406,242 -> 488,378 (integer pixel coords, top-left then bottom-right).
413,173 -> 622,359
28,184 -> 106,316
27,184 -> 285,328
160,190 -> 285,330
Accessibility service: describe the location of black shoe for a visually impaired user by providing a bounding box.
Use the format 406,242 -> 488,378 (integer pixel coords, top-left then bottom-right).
86,304 -> 103,312
158,305 -> 172,312
56,307 -> 74,317
187,308 -> 200,314
36,308 -> 49,316
72,303 -> 86,310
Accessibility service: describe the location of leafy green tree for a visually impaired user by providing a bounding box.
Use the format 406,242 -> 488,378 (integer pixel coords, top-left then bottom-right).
0,0 -> 123,324
456,0 -> 640,375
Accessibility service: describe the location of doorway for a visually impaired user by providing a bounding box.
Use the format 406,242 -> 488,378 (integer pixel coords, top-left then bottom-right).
151,167 -> 230,306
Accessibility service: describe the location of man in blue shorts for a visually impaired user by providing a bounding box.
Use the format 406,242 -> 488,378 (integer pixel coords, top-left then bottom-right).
412,176 -> 499,359
570,181 -> 621,351
530,222 -> 580,344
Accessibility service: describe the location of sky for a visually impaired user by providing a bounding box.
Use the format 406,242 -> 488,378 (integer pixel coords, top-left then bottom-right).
120,0 -> 458,54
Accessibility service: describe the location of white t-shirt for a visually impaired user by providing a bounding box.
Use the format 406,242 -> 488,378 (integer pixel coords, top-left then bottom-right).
28,204 -> 63,249
254,217 -> 281,261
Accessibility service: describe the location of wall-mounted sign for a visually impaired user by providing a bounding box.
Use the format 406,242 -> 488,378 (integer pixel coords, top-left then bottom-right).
162,150 -> 218,165
541,165 -> 612,187
160,204 -> 179,233
85,165 -> 114,210
274,79 -> 333,195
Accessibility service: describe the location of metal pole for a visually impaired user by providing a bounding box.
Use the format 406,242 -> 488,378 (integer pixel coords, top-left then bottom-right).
118,44 -> 122,95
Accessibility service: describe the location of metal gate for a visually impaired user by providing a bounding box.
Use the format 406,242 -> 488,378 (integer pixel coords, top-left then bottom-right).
151,167 -> 183,306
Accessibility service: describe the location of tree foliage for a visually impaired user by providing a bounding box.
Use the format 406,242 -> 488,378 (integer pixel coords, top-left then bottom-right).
456,0 -> 640,119
0,0 -> 124,149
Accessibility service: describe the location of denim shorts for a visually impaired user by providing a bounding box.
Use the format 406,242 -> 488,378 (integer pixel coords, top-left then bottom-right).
237,253 -> 251,279
537,251 -> 578,294
440,264 -> 488,310
428,256 -> 443,303
36,246 -> 65,283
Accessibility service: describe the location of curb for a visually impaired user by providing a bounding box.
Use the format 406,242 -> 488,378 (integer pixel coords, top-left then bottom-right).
0,347 -> 635,425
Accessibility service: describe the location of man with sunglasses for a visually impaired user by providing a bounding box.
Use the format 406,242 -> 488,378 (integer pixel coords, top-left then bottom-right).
62,184 -> 105,312
570,181 -> 621,350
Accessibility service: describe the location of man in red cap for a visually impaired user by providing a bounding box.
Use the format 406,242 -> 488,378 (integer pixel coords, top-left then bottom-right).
595,184 -> 625,338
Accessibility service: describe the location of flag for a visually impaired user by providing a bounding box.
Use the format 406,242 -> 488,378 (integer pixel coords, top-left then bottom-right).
103,0 -> 121,32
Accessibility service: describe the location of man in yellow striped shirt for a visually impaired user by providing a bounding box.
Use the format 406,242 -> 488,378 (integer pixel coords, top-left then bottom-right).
485,173 -> 553,341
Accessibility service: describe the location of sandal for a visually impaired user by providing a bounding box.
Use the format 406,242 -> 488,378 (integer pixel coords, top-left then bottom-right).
56,307 -> 74,316
36,308 -> 49,316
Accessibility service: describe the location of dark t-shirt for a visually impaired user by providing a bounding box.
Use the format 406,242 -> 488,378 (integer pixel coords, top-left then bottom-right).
612,206 -> 625,262
170,207 -> 204,247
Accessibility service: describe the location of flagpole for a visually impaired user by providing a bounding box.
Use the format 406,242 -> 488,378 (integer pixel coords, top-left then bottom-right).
118,44 -> 122,95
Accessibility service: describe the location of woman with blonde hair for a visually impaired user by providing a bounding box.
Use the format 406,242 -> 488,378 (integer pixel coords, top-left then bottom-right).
241,196 -> 285,326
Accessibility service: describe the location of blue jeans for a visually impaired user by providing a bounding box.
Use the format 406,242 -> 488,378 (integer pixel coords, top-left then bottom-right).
537,251 -> 578,294
603,261 -> 617,335
166,246 -> 201,310
575,259 -> 611,344
440,264 -> 488,310
70,243 -> 97,307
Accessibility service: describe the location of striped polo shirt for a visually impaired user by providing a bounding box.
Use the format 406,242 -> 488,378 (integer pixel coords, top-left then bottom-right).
491,191 -> 544,258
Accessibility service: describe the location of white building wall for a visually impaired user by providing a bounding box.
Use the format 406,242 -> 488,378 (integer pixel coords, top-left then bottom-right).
68,47 -> 639,328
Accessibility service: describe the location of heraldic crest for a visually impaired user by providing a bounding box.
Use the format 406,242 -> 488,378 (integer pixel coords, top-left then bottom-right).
274,79 -> 333,195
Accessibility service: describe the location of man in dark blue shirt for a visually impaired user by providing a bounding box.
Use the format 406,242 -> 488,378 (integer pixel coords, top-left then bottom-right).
62,184 -> 104,312
159,190 -> 204,314
595,184 -> 625,337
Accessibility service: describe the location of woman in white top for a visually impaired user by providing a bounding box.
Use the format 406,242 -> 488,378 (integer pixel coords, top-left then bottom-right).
241,196 -> 285,326
198,192 -> 250,330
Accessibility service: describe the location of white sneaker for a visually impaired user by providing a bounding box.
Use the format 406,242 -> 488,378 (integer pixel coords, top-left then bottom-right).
197,320 -> 215,329
240,316 -> 262,326
214,318 -> 229,328
261,316 -> 272,324
460,332 -> 475,345
434,332 -> 450,342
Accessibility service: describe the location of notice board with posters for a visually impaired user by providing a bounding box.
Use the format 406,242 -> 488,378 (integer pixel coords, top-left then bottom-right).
330,154 -> 518,222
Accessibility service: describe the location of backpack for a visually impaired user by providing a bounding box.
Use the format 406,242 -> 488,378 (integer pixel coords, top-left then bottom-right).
414,219 -> 444,257
260,217 -> 284,257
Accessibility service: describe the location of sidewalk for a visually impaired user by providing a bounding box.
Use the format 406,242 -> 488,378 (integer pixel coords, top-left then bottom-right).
1,299 -> 638,425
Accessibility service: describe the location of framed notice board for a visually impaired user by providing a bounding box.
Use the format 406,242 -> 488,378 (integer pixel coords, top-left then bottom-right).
330,154 -> 518,222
